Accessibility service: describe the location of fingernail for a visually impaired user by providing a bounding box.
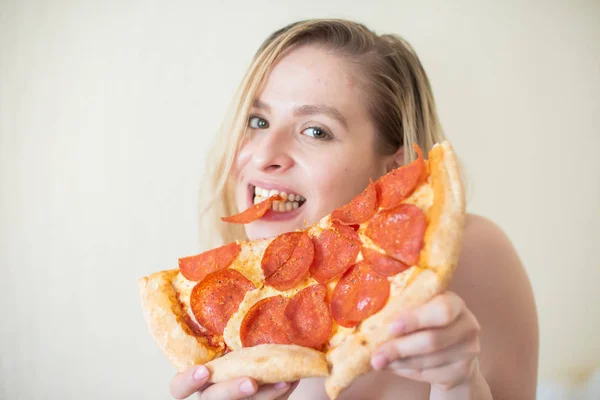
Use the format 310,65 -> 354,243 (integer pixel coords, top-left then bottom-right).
371,353 -> 388,370
240,379 -> 256,394
193,366 -> 209,381
390,320 -> 405,335
274,382 -> 288,389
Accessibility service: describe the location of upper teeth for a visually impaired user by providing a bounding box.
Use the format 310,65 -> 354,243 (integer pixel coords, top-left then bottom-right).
253,186 -> 305,202
253,186 -> 306,212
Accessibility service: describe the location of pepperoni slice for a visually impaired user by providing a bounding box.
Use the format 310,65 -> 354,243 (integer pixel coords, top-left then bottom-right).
331,261 -> 390,328
190,269 -> 255,335
179,242 -> 241,282
221,194 -> 283,224
332,220 -> 360,243
361,247 -> 410,277
261,232 -> 314,291
310,228 -> 360,284
375,144 -> 427,209
331,181 -> 378,225
240,296 -> 292,347
365,203 -> 426,266
285,284 -> 332,350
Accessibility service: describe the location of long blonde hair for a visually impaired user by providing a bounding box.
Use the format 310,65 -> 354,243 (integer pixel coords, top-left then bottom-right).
197,19 -> 447,249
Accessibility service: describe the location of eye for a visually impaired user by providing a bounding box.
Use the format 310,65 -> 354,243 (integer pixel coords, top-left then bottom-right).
248,116 -> 269,129
301,126 -> 330,140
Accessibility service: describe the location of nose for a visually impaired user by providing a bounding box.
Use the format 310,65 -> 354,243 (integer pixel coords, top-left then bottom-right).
251,129 -> 294,174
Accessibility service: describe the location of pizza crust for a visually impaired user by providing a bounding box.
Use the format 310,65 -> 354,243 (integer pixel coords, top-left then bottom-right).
206,344 -> 329,384
324,141 -> 466,399
138,270 -> 220,372
420,141 -> 467,284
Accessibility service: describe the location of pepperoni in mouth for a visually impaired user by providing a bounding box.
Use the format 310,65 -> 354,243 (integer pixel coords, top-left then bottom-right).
250,185 -> 306,213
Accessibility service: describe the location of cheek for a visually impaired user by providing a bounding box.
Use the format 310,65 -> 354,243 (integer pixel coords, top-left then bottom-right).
307,162 -> 372,214
232,141 -> 252,179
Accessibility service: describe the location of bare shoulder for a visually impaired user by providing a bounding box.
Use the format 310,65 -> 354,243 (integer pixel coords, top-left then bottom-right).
451,213 -> 535,302
450,213 -> 539,399
456,213 -> 525,271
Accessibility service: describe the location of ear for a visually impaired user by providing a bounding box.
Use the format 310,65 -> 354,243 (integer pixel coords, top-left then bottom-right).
385,145 -> 405,173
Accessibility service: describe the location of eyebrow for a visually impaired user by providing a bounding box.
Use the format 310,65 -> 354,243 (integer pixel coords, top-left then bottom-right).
252,100 -> 348,129
253,99 -> 271,112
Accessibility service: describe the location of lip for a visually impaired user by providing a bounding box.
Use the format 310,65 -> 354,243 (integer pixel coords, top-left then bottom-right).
246,181 -> 306,222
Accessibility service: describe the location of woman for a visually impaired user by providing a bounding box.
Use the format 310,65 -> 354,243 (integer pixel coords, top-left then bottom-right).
169,19 -> 538,400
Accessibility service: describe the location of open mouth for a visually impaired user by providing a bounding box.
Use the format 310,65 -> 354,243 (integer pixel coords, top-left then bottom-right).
250,185 -> 307,212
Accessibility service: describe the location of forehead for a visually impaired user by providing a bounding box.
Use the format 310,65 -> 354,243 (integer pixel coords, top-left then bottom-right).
257,45 -> 366,111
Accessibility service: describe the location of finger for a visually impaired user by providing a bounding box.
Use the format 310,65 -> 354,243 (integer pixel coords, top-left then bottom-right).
386,335 -> 480,371
286,380 -> 301,397
372,310 -> 479,369
170,365 -> 211,399
388,292 -> 467,336
199,378 -> 295,400
199,377 -> 258,400
391,357 -> 478,390
249,381 -> 297,400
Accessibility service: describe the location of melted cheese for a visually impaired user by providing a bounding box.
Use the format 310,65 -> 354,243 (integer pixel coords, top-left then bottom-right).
229,238 -> 271,287
403,178 -> 434,212
171,271 -> 204,334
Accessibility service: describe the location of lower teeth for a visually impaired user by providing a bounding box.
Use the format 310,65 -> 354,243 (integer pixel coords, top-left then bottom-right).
273,201 -> 299,212
254,196 -> 301,212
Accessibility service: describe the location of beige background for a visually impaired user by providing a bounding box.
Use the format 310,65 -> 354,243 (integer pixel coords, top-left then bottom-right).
1,0 -> 599,398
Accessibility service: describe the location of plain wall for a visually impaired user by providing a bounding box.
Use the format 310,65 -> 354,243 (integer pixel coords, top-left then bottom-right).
1,0 -> 599,398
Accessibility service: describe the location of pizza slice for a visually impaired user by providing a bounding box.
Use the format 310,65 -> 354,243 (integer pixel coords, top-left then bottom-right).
138,140 -> 466,399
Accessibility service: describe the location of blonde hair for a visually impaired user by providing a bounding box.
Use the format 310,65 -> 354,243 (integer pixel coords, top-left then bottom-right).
197,19 -> 447,249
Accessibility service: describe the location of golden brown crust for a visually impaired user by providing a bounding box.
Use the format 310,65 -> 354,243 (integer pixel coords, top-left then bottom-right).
138,269 -> 219,372
206,344 -> 329,384
324,141 -> 466,399
420,141 -> 466,284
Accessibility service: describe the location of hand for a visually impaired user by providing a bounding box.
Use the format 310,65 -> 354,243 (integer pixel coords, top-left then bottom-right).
170,365 -> 299,400
370,291 -> 481,391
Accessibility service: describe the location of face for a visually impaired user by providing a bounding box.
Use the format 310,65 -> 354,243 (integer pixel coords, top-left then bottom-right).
234,45 -> 394,240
